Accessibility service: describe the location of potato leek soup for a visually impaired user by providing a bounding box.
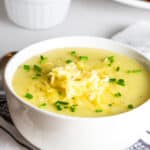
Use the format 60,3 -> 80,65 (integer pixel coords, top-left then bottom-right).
12,48 -> 150,117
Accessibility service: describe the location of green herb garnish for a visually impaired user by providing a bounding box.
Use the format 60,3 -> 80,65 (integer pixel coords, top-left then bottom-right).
70,105 -> 77,112
25,93 -> 33,99
114,92 -> 122,97
33,65 -> 42,73
55,102 -> 63,111
55,101 -> 69,105
117,79 -> 125,86
105,56 -> 114,66
109,78 -> 116,83
108,104 -> 112,107
115,66 -> 120,72
109,78 -> 125,86
56,104 -> 63,111
79,56 -> 88,61
96,109 -> 103,113
54,101 -> 78,112
32,76 -> 38,79
66,59 -> 73,64
23,65 -> 30,71
32,73 -> 41,80
40,55 -> 47,64
54,100 -> 69,111
71,51 -> 77,57
128,104 -> 134,109
39,103 -> 47,108
126,69 -> 142,73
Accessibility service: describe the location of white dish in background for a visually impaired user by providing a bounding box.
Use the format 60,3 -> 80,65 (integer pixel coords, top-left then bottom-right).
4,0 -> 71,30
113,0 -> 150,9
4,37 -> 150,150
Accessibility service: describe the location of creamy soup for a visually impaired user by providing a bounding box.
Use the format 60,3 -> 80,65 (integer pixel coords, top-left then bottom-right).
12,48 -> 150,117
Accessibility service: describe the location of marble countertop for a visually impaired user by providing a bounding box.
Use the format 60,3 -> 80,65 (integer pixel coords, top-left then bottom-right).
0,0 -> 150,54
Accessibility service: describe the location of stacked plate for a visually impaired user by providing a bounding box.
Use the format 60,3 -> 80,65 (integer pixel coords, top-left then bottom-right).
113,0 -> 150,9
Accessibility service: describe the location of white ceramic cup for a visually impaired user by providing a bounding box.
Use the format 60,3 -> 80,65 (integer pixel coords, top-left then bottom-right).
4,0 -> 71,29
4,37 -> 150,150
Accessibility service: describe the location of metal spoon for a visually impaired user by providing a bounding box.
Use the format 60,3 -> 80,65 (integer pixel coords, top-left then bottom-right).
0,51 -> 17,89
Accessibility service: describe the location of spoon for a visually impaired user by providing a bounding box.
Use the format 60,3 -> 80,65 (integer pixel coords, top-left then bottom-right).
0,51 -> 17,89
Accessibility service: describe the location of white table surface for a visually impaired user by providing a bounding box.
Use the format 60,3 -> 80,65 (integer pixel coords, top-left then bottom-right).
0,0 -> 150,55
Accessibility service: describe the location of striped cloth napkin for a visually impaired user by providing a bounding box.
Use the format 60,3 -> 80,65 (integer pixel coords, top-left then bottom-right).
0,21 -> 150,150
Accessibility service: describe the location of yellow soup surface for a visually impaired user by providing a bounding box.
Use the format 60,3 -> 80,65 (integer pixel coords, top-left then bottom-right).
12,48 -> 150,117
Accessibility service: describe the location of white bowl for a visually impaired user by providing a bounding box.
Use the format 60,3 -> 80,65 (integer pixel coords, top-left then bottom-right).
4,37 -> 150,150
4,0 -> 71,29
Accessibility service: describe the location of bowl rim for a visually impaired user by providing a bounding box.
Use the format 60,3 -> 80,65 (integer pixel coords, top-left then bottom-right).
4,36 -> 150,121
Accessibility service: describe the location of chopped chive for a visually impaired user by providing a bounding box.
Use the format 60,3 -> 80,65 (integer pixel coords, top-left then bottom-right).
126,69 -> 142,73
109,78 -> 125,86
114,92 -> 122,97
117,79 -> 125,86
56,104 -> 63,111
33,65 -> 42,73
55,101 -> 69,105
96,109 -> 103,113
105,56 -> 114,66
40,55 -> 47,60
36,73 -> 41,77
23,65 -> 30,71
40,55 -> 44,60
71,51 -> 76,57
32,76 -> 38,79
39,103 -> 47,108
115,66 -> 120,72
55,102 -> 63,111
54,101 -> 69,111
66,59 -> 73,64
25,93 -> 33,99
79,56 -> 88,61
70,105 -> 77,112
32,73 -> 41,79
108,104 -> 112,107
128,104 -> 134,109
40,55 -> 47,63
109,78 -> 116,83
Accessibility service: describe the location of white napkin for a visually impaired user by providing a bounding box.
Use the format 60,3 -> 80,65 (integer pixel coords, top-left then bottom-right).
112,21 -> 150,59
0,21 -> 150,150
112,21 -> 150,150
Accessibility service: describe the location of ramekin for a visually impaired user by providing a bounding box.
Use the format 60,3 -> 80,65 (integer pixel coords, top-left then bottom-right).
4,37 -> 150,150
4,0 -> 71,29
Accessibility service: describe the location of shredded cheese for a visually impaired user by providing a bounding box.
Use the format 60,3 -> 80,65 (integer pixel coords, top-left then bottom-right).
47,62 -> 109,105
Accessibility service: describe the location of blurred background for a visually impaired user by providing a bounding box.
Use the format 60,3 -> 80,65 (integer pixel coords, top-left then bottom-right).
0,0 -> 150,53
